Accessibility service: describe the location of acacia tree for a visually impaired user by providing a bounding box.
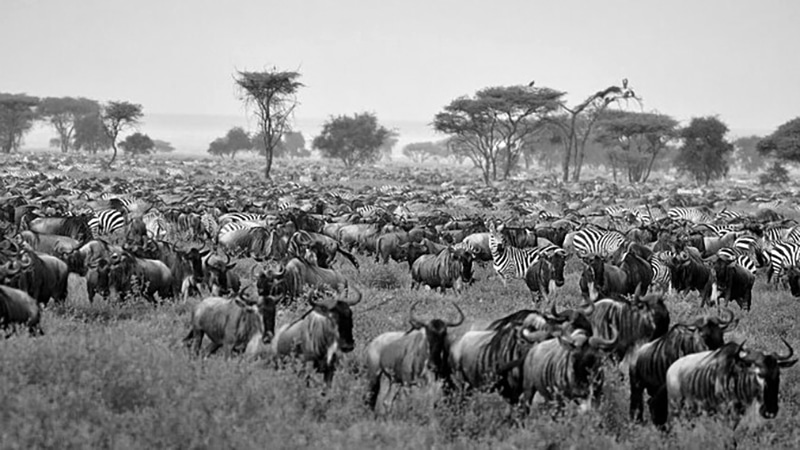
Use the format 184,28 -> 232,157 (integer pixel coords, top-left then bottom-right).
74,109 -> 112,153
757,117 -> 800,163
732,135 -> 766,173
595,110 -> 678,183
403,141 -> 448,164
674,116 -> 734,185
235,69 -> 303,180
101,101 -> 143,168
120,132 -> 154,156
0,93 -> 39,154
545,81 -> 640,182
39,97 -> 99,153
313,112 -> 391,168
433,85 -> 563,184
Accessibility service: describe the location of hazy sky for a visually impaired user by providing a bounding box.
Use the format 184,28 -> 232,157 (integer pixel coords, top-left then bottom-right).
3,0 -> 799,134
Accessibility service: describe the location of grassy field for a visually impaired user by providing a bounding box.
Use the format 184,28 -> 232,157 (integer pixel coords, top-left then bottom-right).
2,251 -> 800,450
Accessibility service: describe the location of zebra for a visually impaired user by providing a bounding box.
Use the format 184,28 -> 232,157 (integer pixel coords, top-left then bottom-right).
486,221 -> 559,285
650,251 -> 675,291
716,247 -> 758,276
766,241 -> 800,284
668,207 -> 711,224
714,208 -> 743,223
356,205 -> 386,218
762,226 -> 795,243
88,209 -> 126,235
571,227 -> 626,259
217,212 -> 267,228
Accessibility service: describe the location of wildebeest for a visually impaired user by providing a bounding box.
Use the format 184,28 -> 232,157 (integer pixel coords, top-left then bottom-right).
710,257 -> 755,311
628,309 -> 736,424
1,249 -> 69,306
520,327 -> 618,411
375,231 -> 410,264
365,301 -> 464,414
290,230 -> 359,270
662,339 -> 797,423
107,251 -> 174,302
524,249 -> 566,303
86,257 -> 111,302
787,265 -> 800,297
668,249 -> 713,303
218,225 -> 276,258
0,262 -> 43,336
580,250 -> 653,300
272,286 -> 362,385
27,215 -> 93,242
411,246 -> 471,294
588,288 -> 670,362
449,309 -> 562,402
184,293 -> 277,358
17,231 -> 80,256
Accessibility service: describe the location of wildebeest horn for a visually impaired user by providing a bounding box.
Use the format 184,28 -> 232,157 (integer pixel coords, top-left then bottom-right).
19,251 -> 32,269
345,285 -> 362,306
775,337 -> 795,363
589,325 -> 618,349
249,263 -> 262,279
521,328 -> 551,344
444,302 -> 465,327
409,300 -> 425,328
273,263 -> 285,277
718,308 -> 736,330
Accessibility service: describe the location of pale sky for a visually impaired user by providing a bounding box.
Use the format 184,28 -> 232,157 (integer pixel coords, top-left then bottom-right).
3,0 -> 799,135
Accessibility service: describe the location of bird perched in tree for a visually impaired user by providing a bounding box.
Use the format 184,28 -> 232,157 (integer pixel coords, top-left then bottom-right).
622,78 -> 629,89
528,80 -> 536,87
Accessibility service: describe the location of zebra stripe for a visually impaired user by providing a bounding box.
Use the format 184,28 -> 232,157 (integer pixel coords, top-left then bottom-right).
651,252 -> 674,290
716,248 -> 757,276
487,221 -> 560,282
668,207 -> 711,224
571,228 -> 626,259
88,209 -> 126,235
218,213 -> 267,227
766,241 -> 800,283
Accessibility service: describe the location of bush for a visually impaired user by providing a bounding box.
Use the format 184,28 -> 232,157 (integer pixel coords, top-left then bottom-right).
759,162 -> 790,185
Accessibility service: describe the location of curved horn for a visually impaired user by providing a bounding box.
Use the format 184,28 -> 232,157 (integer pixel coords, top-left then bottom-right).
775,337 -> 795,362
249,263 -> 263,280
549,303 -> 568,323
409,300 -> 425,328
444,302 -> 465,327
345,285 -> 362,306
273,263 -> 285,277
718,308 -> 736,330
589,325 -> 619,349
19,251 -> 32,269
521,328 -> 551,344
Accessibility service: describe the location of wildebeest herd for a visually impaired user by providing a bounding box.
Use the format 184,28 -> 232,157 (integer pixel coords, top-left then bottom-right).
1,153 -> 799,432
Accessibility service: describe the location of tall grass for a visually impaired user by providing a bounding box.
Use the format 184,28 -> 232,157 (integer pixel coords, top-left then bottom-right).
2,256 -> 800,449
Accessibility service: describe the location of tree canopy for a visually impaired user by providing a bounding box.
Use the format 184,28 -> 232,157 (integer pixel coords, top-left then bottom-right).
0,93 -> 39,154
208,127 -> 251,158
732,135 -> 766,173
402,140 -> 449,164
235,69 -> 303,179
101,101 -> 143,168
120,132 -> 154,156
38,97 -> 99,153
595,110 -> 678,183
757,117 -> 800,164
674,116 -> 734,185
433,85 -> 563,184
74,110 -> 112,154
313,112 -> 391,168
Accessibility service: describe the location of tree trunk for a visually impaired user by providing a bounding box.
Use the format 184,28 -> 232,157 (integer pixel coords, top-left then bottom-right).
561,141 -> 572,183
107,144 -> 118,169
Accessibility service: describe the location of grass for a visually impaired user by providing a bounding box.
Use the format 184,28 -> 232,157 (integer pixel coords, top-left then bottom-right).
2,256 -> 800,449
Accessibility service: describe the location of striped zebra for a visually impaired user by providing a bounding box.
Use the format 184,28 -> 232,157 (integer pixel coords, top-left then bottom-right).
571,227 -> 626,259
766,241 -> 800,284
650,251 -> 675,291
487,221 -> 562,284
714,208 -> 743,223
356,205 -> 386,218
604,205 -> 629,218
218,212 -> 267,228
668,207 -> 711,224
716,247 -> 757,276
218,220 -> 261,237
88,209 -> 126,235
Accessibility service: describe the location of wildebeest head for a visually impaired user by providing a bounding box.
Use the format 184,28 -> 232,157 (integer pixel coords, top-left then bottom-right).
559,326 -> 618,397
736,339 -> 798,418
632,289 -> 671,340
176,245 -> 210,281
256,262 -> 287,300
310,285 -> 363,353
687,308 -> 737,351
548,249 -> 567,287
408,300 -> 465,378
206,252 -> 237,295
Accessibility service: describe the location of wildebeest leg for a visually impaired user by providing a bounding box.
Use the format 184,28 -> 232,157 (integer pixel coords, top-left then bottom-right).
375,373 -> 393,415
630,378 -> 645,422
204,341 -> 222,357
649,384 -> 669,427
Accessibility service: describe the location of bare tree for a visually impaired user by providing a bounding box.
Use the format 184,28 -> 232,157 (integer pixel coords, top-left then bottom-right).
547,82 -> 641,182
235,69 -> 303,180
